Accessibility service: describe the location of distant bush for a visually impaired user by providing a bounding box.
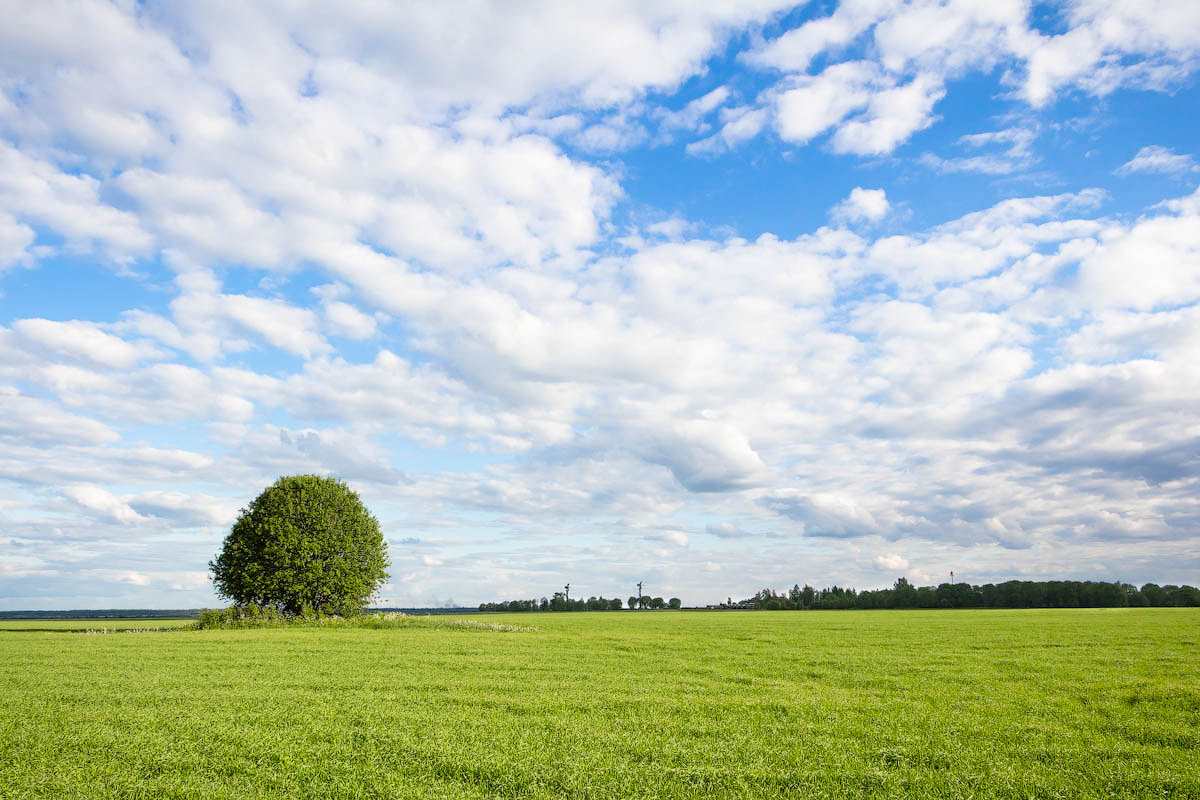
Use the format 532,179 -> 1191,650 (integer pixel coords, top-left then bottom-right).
195,605 -> 295,629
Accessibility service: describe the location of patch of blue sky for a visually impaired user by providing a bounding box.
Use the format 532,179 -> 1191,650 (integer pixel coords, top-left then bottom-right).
1,250 -> 168,326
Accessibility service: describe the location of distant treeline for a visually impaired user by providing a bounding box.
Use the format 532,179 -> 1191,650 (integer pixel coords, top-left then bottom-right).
479,593 -> 681,612
0,609 -> 201,620
735,579 -> 1200,610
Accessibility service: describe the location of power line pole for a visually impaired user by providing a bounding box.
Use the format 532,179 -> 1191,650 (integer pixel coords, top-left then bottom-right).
564,583 -> 570,601
637,581 -> 643,609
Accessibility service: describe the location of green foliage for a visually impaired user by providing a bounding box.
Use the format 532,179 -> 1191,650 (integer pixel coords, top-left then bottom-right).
209,475 -> 388,616
195,604 -> 294,629
737,578 -> 1200,610
193,609 -> 534,633
479,594 -> 626,612
2,610 -> 1198,798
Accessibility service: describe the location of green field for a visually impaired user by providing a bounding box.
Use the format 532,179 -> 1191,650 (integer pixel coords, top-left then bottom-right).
2,609 -> 1197,799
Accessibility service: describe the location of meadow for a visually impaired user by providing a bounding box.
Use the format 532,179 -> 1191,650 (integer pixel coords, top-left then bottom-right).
1,609 -> 1196,799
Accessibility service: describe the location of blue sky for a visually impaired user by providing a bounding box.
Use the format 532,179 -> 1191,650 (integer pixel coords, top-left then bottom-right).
2,0 -> 1199,609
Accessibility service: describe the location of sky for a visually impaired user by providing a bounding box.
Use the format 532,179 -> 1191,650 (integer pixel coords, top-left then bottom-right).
1,0 -> 1199,610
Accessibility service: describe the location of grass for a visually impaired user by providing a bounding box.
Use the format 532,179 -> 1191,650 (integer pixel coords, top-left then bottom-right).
0,618 -> 196,632
1,608 -> 1196,799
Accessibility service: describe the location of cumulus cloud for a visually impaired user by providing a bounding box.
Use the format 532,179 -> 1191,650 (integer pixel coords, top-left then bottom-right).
831,72 -> 945,155
831,187 -> 890,225
638,420 -> 767,493
762,492 -> 880,538
1073,186 -> 1200,311
772,60 -> 879,144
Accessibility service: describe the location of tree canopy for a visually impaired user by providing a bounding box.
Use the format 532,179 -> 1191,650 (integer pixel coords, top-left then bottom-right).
210,475 -> 389,616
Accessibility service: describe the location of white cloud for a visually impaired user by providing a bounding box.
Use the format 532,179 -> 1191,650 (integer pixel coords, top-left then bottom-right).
168,270 -> 329,361
1115,145 -> 1199,176
13,319 -> 154,369
0,142 -> 151,260
831,72 -> 944,155
734,0 -> 1200,156
831,187 -> 890,225
686,105 -> 769,155
706,522 -> 754,539
323,301 -> 378,340
116,571 -> 152,586
1019,0 -> 1200,106
123,491 -> 240,527
0,388 -> 119,446
773,60 -> 879,144
0,213 -> 35,270
170,571 -> 210,591
1073,186 -> 1200,311
747,0 -> 893,73
62,485 -> 146,525
921,127 -> 1038,175
874,553 -> 909,571
657,86 -> 731,133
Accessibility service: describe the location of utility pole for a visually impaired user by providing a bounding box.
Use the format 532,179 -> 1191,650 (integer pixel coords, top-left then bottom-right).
950,571 -> 954,585
564,583 -> 570,601
637,581 -> 643,609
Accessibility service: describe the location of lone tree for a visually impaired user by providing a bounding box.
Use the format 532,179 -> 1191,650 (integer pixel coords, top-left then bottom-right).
210,475 -> 389,616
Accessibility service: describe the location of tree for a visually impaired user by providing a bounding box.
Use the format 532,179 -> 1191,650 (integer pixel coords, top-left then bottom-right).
209,475 -> 389,616
628,596 -> 639,610
668,597 -> 681,609
892,577 -> 918,608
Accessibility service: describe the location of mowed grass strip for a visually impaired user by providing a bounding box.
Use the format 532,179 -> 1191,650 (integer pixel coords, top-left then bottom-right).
1,609 -> 1196,799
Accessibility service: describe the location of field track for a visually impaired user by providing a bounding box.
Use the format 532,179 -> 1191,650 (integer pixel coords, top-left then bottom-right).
2,608 -> 1196,799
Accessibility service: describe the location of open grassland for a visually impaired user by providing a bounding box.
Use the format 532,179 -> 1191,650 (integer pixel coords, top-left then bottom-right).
1,609 -> 1197,799
0,618 -> 196,632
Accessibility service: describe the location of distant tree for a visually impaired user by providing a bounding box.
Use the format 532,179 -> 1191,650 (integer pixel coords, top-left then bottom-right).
892,577 -> 918,608
628,596 -> 639,610
1125,586 -> 1149,606
650,597 -> 665,609
209,475 -> 388,616
639,595 -> 651,610
610,597 -> 623,610
668,597 -> 681,609
1140,583 -> 1167,606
